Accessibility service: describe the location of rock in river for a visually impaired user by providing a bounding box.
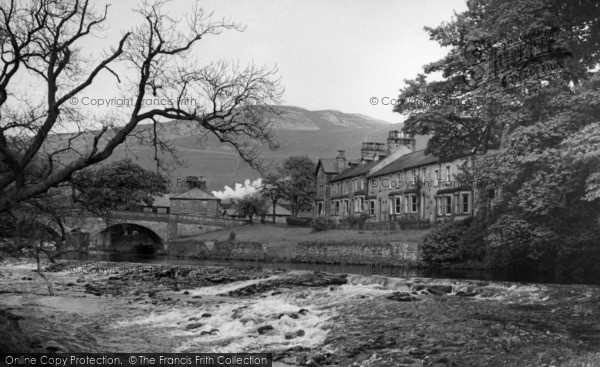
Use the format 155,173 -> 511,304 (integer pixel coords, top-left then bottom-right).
257,325 -> 274,334
386,292 -> 419,302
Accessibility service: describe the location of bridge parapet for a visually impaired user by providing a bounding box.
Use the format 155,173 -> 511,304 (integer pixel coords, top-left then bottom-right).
110,211 -> 248,227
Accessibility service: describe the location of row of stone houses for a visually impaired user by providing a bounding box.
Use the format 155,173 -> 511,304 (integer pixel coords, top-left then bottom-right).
315,130 -> 474,223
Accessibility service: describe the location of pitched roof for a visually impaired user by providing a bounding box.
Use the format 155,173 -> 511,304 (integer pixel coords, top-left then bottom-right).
368,149 -> 438,178
316,158 -> 344,174
151,194 -> 172,207
170,188 -> 220,201
331,160 -> 379,182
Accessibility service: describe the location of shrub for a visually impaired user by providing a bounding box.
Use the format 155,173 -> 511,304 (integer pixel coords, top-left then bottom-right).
356,213 -> 370,230
311,216 -> 334,231
286,217 -> 312,227
340,216 -> 357,229
228,231 -> 236,241
420,217 -> 485,266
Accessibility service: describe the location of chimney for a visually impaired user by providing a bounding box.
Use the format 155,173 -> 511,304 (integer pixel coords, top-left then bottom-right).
387,130 -> 417,154
198,176 -> 207,191
336,150 -> 346,170
387,130 -> 401,155
361,142 -> 387,161
185,175 -> 207,191
402,132 -> 416,152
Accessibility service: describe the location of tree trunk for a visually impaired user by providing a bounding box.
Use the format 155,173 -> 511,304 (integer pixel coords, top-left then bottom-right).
272,203 -> 276,223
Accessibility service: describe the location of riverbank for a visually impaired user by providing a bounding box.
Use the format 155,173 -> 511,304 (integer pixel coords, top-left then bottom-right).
169,237 -> 421,265
1,258 -> 599,366
187,224 -> 429,244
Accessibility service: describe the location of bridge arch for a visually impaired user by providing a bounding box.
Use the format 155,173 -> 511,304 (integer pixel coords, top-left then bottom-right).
99,223 -> 166,254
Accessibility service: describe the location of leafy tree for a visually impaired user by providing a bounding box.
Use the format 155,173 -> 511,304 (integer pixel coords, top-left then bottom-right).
71,158 -> 169,216
279,156 -> 316,217
235,194 -> 266,225
396,0 -> 600,161
0,0 -> 282,215
260,172 -> 286,223
399,0 -> 600,280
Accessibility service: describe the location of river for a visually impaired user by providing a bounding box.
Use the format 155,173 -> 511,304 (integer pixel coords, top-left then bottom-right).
1,257 -> 599,366
64,252 -> 598,285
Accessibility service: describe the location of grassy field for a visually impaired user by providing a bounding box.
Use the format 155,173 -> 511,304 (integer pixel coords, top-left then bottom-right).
192,223 -> 429,243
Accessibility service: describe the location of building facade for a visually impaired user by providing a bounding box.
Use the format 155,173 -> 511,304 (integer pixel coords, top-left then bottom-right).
315,151 -> 350,217
315,130 -> 475,223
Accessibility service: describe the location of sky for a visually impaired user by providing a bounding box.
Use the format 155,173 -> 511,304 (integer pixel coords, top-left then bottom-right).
24,0 -> 468,124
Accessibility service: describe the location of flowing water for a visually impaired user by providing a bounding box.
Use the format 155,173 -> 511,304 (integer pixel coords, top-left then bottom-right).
3,256 -> 600,366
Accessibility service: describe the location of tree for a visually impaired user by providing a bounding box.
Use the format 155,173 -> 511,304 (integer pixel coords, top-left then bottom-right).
0,0 -> 283,215
235,194 -> 266,225
0,185 -> 84,294
395,0 -> 600,161
71,158 -> 169,216
260,172 -> 285,223
279,156 -> 316,217
398,0 -> 600,280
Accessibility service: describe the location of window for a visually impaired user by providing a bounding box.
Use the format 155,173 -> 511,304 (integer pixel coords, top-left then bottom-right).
318,185 -> 323,197
405,194 -> 417,213
454,193 -> 460,214
412,169 -> 417,181
369,201 -> 376,215
394,197 -> 401,214
359,197 -> 364,212
436,197 -> 443,216
421,167 -> 426,181
335,201 -> 340,215
461,192 -> 471,214
317,202 -> 323,215
445,165 -> 451,182
434,169 -> 439,186
445,196 -> 452,215
344,200 -> 349,214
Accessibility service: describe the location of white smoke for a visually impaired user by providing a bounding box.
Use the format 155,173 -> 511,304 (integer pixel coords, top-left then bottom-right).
212,178 -> 263,201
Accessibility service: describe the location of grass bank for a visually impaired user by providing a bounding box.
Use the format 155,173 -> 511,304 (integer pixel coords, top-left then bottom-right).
189,224 -> 429,244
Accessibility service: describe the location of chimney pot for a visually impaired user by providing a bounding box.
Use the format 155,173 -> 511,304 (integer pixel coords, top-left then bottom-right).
361,141 -> 387,161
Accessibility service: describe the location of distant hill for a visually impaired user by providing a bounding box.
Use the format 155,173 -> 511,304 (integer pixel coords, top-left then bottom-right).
50,106 -> 426,192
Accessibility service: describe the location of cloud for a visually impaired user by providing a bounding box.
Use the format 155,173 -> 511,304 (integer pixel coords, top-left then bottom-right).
212,178 -> 262,201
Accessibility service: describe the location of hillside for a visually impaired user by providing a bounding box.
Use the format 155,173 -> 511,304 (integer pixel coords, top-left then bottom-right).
49,106 -> 427,192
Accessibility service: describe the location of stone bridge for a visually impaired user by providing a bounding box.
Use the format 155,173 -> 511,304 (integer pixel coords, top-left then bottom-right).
64,211 -> 247,254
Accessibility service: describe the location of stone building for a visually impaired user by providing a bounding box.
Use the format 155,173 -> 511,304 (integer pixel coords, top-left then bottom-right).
315,130 -> 475,223
140,175 -> 221,216
315,151 -> 350,216
366,150 -> 473,223
168,176 -> 220,216
170,188 -> 221,216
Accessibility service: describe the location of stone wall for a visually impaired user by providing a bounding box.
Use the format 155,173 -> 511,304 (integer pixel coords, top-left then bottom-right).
171,239 -> 420,265
296,241 -> 418,265
175,223 -> 220,237
170,199 -> 219,216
